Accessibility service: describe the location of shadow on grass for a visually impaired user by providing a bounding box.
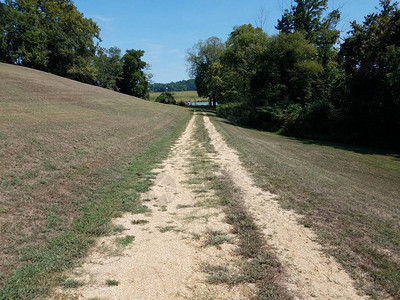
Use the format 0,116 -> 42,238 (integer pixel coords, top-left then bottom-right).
212,115 -> 400,159
288,136 -> 400,159
188,107 -> 217,114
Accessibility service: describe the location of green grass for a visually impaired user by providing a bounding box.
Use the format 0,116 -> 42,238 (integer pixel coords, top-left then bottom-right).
201,264 -> 245,285
131,219 -> 149,225
204,230 -> 234,247
210,114 -> 400,299
115,235 -> 135,247
149,90 -> 207,102
0,62 -> 191,299
105,279 -> 119,286
61,279 -> 84,288
158,226 -> 175,233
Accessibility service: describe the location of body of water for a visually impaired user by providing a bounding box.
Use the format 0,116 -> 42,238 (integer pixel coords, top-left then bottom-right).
186,101 -> 218,106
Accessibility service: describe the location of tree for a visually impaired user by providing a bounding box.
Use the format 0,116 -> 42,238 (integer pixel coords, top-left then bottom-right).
338,0 -> 400,140
252,31 -> 323,107
276,0 -> 340,65
155,92 -> 176,104
117,49 -> 149,99
276,0 -> 328,40
0,1 -> 16,63
95,46 -> 123,91
187,36 -> 225,107
149,79 -> 196,92
43,0 -> 100,82
0,0 -> 100,83
221,24 -> 268,105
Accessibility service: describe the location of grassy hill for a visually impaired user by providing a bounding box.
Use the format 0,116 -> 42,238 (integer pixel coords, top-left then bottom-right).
0,63 -> 191,298
211,115 -> 400,298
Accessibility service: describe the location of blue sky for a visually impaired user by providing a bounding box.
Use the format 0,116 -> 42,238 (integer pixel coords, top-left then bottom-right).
73,0 -> 382,83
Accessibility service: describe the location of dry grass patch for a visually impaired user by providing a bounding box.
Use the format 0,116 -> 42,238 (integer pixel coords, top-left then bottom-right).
0,63 -> 190,298
211,114 -> 400,299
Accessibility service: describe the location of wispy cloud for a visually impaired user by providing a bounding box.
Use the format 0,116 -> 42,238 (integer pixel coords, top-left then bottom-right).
168,49 -> 181,55
141,40 -> 166,62
89,15 -> 113,23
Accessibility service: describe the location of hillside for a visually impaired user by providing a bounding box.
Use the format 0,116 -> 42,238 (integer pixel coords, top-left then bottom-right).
0,63 -> 191,296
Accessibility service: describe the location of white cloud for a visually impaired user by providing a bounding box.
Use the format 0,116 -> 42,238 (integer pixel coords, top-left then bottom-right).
89,15 -> 113,23
141,41 -> 166,63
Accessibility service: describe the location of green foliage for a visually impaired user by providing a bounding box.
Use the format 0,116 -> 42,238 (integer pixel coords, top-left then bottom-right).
216,102 -> 254,126
117,49 -> 150,99
221,24 -> 268,105
264,32 -> 323,106
155,92 -> 176,104
0,0 -> 100,81
196,0 -> 400,149
149,79 -> 196,92
277,0 -> 327,34
94,47 -> 123,91
186,36 -> 225,106
0,1 -> 152,98
338,0 -> 400,144
61,279 -> 84,288
282,100 -> 335,137
115,235 -> 135,247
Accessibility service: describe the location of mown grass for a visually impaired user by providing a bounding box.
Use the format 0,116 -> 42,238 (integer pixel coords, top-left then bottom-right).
149,90 -> 207,102
0,117 -> 189,299
210,114 -> 400,299
191,115 -> 291,299
0,63 -> 191,299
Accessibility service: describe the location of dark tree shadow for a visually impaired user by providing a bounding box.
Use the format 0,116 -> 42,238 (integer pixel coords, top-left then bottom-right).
207,113 -> 400,159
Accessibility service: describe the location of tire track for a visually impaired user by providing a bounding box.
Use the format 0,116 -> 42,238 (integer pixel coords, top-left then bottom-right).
203,114 -> 367,300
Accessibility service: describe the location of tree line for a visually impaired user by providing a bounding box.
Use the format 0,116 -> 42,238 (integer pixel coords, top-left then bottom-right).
187,0 -> 400,149
0,0 -> 150,99
149,79 -> 196,92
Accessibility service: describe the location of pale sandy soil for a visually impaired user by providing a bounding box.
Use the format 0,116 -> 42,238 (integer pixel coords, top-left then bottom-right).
203,115 -> 367,300
53,115 -> 254,300
54,114 -> 367,300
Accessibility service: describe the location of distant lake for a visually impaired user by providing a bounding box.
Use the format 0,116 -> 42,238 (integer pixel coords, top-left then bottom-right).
187,101 -> 218,106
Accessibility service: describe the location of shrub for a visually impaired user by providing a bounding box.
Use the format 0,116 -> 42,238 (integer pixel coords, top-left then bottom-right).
155,92 -> 176,104
282,100 -> 335,137
216,102 -> 254,126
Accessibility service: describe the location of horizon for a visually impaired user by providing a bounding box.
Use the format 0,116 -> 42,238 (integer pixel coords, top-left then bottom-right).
73,0 -> 382,83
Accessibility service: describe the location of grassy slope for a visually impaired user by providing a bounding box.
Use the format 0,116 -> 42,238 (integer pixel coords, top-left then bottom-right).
149,90 -> 207,102
0,63 -> 191,297
211,116 -> 400,299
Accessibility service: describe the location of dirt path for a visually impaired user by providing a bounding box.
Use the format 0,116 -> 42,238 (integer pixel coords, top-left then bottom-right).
55,115 -> 254,299
203,115 -> 367,300
55,113 -> 367,300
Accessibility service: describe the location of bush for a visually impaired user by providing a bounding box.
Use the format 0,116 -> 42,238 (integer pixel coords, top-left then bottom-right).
282,100 -> 335,138
216,102 -> 254,126
255,105 -> 286,131
217,100 -> 336,140
155,92 -> 176,104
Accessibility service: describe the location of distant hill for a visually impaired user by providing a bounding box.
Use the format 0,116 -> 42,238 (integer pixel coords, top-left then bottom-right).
150,79 -> 196,92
